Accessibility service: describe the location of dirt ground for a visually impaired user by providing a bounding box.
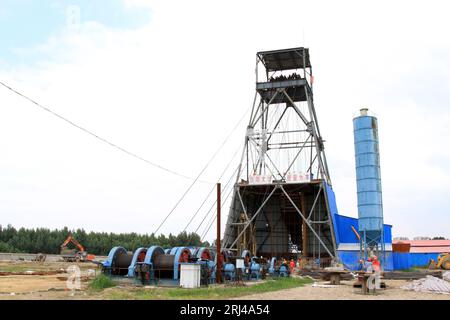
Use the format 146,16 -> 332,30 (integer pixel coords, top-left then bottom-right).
235,278 -> 450,300
1,260 -> 450,300
0,260 -> 99,299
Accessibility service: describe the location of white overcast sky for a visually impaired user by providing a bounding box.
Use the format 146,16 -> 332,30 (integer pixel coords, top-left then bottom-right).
1,0 -> 449,241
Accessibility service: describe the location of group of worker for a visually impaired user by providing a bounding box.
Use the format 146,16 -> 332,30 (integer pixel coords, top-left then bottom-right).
281,257 -> 303,272
278,254 -> 383,273
269,73 -> 302,82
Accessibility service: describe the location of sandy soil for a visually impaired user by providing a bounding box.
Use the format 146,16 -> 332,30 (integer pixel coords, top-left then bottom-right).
0,260 -> 99,272
0,260 -> 99,299
235,278 -> 450,300
0,275 -> 69,294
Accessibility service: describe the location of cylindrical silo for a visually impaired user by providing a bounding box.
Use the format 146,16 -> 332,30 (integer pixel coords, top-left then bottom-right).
353,108 -> 384,246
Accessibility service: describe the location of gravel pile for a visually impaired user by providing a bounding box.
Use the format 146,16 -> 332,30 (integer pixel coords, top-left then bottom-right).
443,271 -> 450,282
401,275 -> 450,294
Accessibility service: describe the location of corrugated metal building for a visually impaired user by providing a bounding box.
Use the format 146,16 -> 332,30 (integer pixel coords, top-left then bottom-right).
325,185 -> 394,271
392,240 -> 450,269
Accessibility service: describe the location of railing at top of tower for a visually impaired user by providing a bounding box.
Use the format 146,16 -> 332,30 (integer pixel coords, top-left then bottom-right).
255,47 -> 314,89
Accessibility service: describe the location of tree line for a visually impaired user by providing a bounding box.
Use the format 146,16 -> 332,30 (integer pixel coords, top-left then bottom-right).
0,224 -> 210,256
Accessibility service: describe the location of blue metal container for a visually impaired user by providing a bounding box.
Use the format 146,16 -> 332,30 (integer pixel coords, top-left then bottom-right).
250,260 -> 261,280
223,263 -> 236,281
353,108 -> 384,244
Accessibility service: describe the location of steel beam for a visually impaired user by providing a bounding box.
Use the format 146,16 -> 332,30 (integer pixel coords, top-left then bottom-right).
280,186 -> 334,258
226,186 -> 278,251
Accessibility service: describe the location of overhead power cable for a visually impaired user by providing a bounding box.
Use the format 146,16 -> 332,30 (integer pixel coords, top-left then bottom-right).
182,144 -> 241,232
194,163 -> 240,235
0,81 -> 211,184
200,183 -> 235,241
0,80 -> 252,236
152,101 -> 252,235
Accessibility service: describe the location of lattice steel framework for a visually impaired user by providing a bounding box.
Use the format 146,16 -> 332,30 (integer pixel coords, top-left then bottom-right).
223,48 -> 338,263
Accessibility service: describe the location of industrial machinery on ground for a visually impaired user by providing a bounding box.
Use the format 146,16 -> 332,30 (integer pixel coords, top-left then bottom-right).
241,250 -> 252,279
102,246 -> 216,286
102,244 -> 270,286
268,257 -> 278,275
218,249 -> 236,282
239,250 -> 265,280
267,257 -> 290,277
134,246 -> 192,285
278,263 -> 290,277
250,257 -> 266,280
428,253 -> 450,270
191,247 -> 216,284
102,246 -> 133,275
60,235 -> 95,262
127,247 -> 148,277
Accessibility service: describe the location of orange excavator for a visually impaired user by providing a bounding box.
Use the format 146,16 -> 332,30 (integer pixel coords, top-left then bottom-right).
60,235 -> 95,262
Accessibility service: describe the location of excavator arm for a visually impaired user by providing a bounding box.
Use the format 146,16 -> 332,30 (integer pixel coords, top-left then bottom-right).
61,235 -> 73,248
70,238 -> 85,252
60,235 -> 94,262
60,235 -> 85,252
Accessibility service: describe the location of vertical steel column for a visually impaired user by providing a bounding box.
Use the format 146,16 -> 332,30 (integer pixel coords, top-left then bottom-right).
216,183 -> 222,284
300,192 -> 308,257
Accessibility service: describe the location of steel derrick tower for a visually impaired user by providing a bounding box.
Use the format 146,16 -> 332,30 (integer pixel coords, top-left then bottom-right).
223,48 -> 338,264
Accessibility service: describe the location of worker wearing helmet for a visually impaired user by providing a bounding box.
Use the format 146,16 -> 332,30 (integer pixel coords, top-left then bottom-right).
372,256 -> 381,272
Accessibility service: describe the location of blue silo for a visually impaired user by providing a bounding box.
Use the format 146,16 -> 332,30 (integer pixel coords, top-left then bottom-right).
353,108 -> 384,249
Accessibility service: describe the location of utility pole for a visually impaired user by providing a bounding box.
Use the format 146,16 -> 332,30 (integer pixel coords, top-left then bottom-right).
216,183 -> 222,284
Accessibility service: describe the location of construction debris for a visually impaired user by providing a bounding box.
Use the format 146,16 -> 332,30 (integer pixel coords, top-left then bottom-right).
34,253 -> 46,262
383,271 -> 442,280
443,271 -> 450,282
401,275 -> 450,294
298,270 -> 354,281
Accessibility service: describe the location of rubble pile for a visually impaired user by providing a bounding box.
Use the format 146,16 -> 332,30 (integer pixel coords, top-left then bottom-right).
401,275 -> 450,294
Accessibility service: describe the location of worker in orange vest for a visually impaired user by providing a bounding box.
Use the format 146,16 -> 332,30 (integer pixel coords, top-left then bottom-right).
372,256 -> 381,272
289,259 -> 295,271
